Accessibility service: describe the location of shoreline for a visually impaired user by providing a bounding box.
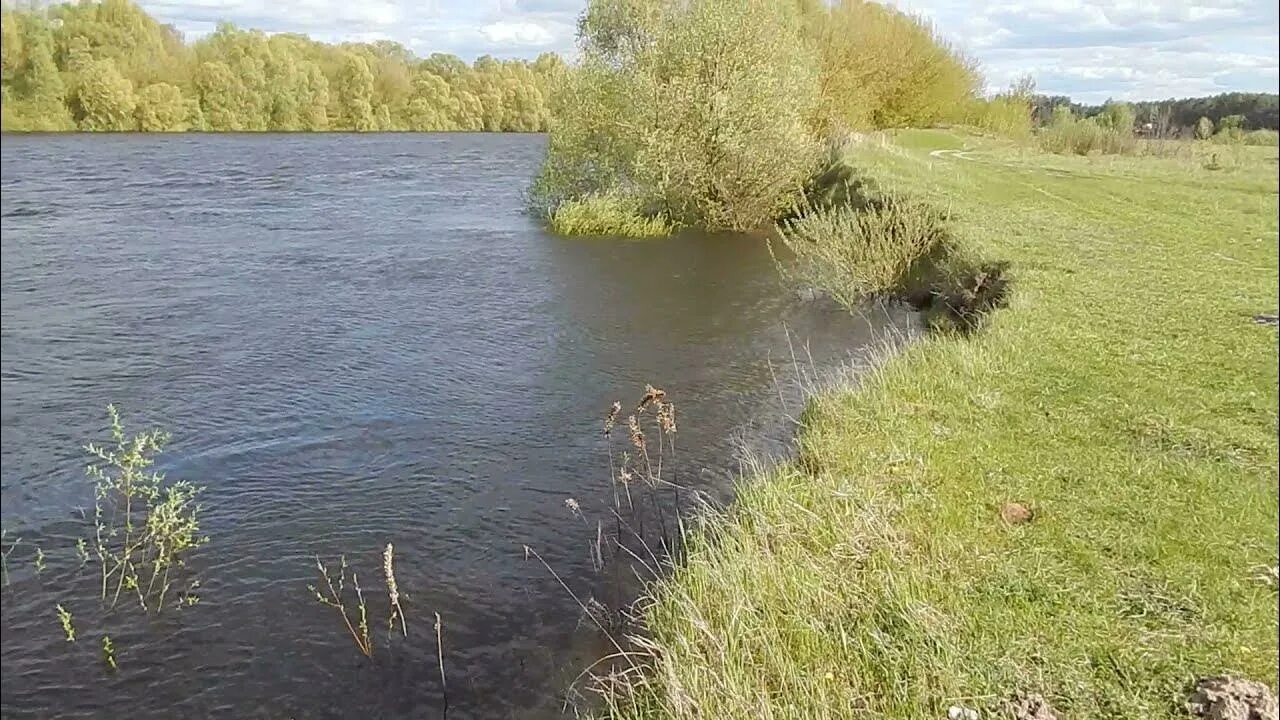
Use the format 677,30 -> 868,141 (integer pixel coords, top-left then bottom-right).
597,129 -> 1280,719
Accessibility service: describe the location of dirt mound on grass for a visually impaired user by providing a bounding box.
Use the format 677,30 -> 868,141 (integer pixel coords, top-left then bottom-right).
1010,693 -> 1058,720
1186,676 -> 1278,720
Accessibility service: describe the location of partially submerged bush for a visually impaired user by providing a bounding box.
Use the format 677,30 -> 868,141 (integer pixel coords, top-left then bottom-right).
777,193 -> 951,305
548,193 -> 673,237
533,0 -> 820,232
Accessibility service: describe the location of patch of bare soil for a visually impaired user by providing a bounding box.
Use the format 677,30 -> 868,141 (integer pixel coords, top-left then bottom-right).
1187,676 -> 1279,720
1010,693 -> 1058,720
1000,502 -> 1034,525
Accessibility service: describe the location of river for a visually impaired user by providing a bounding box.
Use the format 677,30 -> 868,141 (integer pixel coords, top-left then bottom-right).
0,132 -> 915,719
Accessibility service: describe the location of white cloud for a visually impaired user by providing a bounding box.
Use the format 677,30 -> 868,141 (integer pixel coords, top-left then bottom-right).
138,0 -> 1280,102
480,20 -> 559,47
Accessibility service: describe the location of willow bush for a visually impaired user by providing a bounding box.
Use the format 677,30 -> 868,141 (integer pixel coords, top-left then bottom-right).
803,0 -> 979,133
532,0 -> 821,232
533,0 -> 988,235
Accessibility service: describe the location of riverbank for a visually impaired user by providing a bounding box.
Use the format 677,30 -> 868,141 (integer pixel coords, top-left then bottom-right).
605,130 -> 1279,718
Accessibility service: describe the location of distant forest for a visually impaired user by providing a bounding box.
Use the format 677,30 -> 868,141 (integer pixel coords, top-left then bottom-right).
1032,92 -> 1279,134
1,0 -> 563,132
1,0 -> 1277,135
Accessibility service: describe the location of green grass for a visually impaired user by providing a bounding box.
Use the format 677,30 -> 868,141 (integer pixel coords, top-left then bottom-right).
603,130 -> 1279,719
548,193 -> 674,238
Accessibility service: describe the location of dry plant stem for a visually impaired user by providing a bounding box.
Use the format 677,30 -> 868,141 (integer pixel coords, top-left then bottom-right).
313,557 -> 373,657
524,545 -> 634,668
434,612 -> 449,712
1,532 -> 20,586
384,543 -> 406,638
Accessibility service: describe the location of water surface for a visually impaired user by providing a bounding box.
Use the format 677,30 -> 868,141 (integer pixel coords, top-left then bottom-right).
0,133 -> 914,719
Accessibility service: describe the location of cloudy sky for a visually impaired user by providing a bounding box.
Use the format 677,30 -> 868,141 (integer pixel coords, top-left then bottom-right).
138,0 -> 1280,103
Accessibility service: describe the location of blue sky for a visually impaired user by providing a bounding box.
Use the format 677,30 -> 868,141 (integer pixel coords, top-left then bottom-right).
138,0 -> 1280,103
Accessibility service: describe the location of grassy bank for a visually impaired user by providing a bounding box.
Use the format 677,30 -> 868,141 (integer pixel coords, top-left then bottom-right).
606,130 -> 1279,718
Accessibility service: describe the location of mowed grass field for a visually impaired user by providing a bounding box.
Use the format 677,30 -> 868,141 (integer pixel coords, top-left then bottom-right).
608,130 -> 1279,719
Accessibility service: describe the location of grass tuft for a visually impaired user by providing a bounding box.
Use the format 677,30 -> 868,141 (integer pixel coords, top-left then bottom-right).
777,195 -> 951,303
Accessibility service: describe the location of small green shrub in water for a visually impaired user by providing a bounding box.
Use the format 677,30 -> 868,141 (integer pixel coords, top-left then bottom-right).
55,603 -> 75,642
777,195 -> 950,308
85,405 -> 206,613
548,193 -> 673,238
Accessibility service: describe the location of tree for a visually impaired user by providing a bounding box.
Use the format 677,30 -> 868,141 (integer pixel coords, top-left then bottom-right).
1,11 -> 23,85
805,0 -> 978,130
184,96 -> 207,131
406,71 -> 456,131
13,18 -> 75,130
195,60 -> 245,130
452,89 -> 484,131
633,0 -> 820,229
135,82 -> 186,130
1097,101 -> 1136,133
75,57 -> 136,131
298,62 -> 330,131
1218,114 -> 1245,131
535,0 -> 821,230
335,52 -> 375,130
1195,116 -> 1214,140
420,53 -> 468,82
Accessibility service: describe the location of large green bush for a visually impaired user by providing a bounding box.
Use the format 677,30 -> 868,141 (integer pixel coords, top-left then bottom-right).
532,0 -> 821,232
534,0 -> 989,235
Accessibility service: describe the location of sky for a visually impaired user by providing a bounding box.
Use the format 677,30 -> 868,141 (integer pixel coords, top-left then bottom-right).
137,0 -> 1280,104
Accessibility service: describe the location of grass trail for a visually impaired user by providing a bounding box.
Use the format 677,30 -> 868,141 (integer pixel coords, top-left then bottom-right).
606,130 -> 1279,719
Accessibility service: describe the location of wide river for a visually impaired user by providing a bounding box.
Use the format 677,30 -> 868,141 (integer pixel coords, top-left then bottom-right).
0,133 -> 915,719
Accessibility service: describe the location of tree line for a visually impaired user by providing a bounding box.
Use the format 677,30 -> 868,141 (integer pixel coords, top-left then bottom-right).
1,0 -> 565,132
1032,92 -> 1279,135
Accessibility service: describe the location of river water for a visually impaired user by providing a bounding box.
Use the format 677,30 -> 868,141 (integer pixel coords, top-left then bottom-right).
0,133 -> 915,719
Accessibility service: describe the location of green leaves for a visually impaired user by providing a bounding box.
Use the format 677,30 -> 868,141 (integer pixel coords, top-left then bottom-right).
534,0 -> 822,232
1,1 -> 562,133
86,405 -> 206,613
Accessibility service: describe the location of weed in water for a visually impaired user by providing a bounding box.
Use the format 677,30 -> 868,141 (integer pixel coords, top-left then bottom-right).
310,555 -> 373,657
85,405 -> 206,613
101,635 -> 118,671
383,543 -> 406,638
1,530 -> 19,585
55,604 -> 75,642
435,612 -> 449,712
34,546 -> 46,575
